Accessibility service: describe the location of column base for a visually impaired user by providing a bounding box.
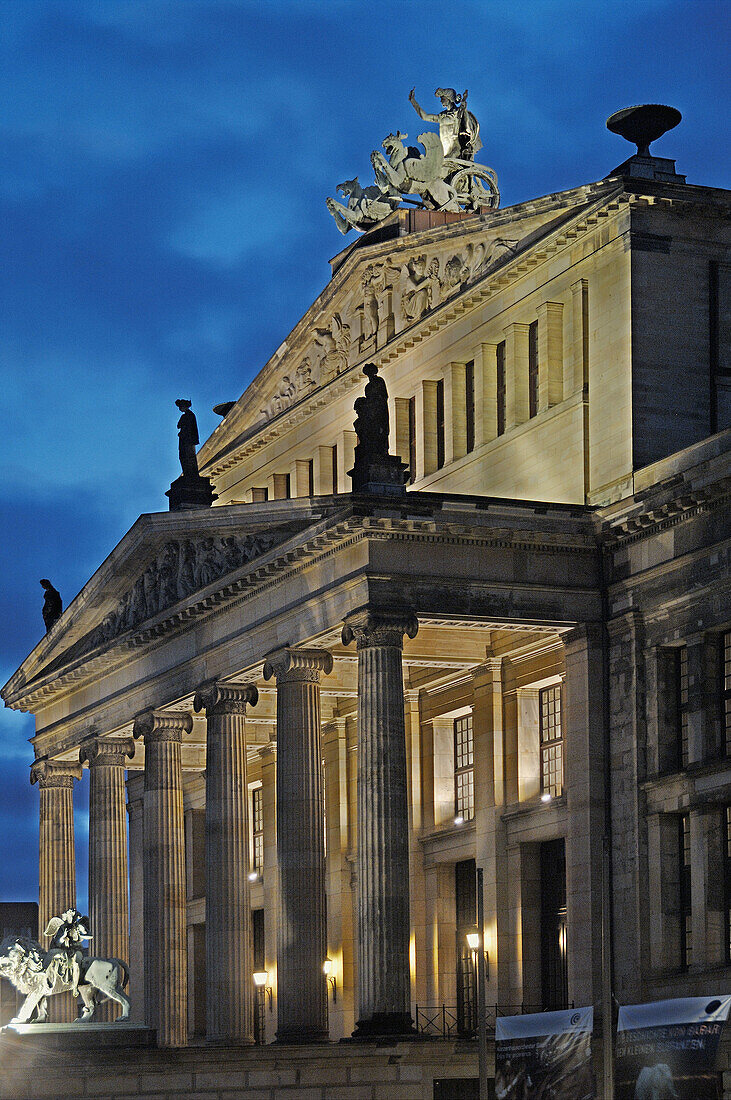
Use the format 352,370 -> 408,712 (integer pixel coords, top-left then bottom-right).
349,1013 -> 420,1041
274,1026 -> 330,1044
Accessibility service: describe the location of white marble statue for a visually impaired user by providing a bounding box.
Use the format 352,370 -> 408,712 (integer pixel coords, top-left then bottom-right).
0,931 -> 131,1023
326,85 -> 499,235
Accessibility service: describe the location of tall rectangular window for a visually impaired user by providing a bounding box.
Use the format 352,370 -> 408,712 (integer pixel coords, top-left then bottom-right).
723,632 -> 731,756
436,379 -> 445,469
496,341 -> 506,436
455,859 -> 477,1037
285,472 -> 292,499
528,320 -> 539,418
540,685 -> 563,797
408,396 -> 417,483
454,715 -> 474,822
678,647 -> 690,768
724,806 -> 731,964
307,459 -> 314,497
680,813 -> 692,970
332,444 -> 338,494
251,787 -> 263,876
465,360 -> 475,454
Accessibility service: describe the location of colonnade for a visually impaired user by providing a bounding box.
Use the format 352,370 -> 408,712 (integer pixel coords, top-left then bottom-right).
32,608 -> 418,1046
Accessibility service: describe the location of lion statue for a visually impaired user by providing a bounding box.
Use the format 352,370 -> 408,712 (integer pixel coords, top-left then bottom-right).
0,936 -> 130,1023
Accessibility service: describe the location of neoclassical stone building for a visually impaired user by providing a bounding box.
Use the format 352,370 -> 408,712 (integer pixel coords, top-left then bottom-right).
2,130 -> 729,1085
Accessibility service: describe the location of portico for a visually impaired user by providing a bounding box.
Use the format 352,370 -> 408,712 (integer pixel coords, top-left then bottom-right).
3,491 -> 602,1046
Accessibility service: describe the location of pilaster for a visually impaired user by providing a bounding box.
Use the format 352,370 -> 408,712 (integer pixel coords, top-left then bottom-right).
503,322 -> 530,429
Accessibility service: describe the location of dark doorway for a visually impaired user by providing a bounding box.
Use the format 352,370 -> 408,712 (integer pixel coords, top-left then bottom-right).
540,838 -> 568,1009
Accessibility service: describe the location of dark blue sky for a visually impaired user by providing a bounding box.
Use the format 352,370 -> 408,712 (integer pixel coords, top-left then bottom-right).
1,0 -> 729,906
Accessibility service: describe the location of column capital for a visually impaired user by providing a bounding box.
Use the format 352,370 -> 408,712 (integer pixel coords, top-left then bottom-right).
263,647 -> 333,684
341,607 -> 418,650
30,759 -> 82,788
80,734 -> 136,768
133,709 -> 193,744
193,681 -> 258,717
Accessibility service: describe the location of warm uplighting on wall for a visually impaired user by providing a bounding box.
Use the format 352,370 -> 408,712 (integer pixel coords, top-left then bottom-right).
323,957 -> 337,1002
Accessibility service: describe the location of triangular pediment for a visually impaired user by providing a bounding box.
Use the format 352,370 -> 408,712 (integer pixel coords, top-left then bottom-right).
199,177 -> 621,474
2,502 -> 329,707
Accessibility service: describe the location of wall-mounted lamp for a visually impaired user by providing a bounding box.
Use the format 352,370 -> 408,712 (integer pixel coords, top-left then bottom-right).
248,869 -> 260,882
253,970 -> 272,1011
541,792 -> 552,803
454,814 -> 465,826
323,957 -> 337,1003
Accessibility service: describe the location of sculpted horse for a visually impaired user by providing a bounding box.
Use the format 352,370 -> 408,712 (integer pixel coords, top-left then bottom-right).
0,936 -> 130,1023
371,131 -> 460,212
325,176 -> 400,235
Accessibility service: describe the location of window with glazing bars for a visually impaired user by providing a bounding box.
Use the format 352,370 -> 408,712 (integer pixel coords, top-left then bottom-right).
454,715 -> 474,821
251,787 -> 263,876
723,632 -> 731,756
465,360 -> 475,454
540,685 -> 563,797
496,341 -> 506,436
678,647 -> 690,768
680,813 -> 692,969
528,320 -> 539,418
724,806 -> 731,964
436,379 -> 445,469
408,396 -> 417,483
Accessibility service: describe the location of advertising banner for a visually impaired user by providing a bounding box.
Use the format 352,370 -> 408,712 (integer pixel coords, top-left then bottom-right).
495,1006 -> 593,1099
616,995 -> 731,1100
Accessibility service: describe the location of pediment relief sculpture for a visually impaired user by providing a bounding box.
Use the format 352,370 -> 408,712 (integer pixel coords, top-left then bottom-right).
327,85 -> 499,235
315,313 -> 351,382
72,531 -> 279,659
260,358 -> 317,421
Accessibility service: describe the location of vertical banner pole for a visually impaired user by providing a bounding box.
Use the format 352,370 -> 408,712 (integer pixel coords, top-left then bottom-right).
477,866 -> 489,1099
602,835 -> 614,1098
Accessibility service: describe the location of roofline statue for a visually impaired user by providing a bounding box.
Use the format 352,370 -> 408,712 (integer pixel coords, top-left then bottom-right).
327,85 -> 499,235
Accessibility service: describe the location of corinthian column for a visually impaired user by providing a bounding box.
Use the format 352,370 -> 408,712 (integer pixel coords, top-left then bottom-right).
133,709 -> 191,1047
262,648 -> 333,1043
31,759 -> 82,1022
79,735 -> 135,1020
193,681 -> 258,1045
341,608 -> 418,1037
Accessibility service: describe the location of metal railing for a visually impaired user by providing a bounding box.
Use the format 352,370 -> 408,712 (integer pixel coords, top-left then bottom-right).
415,1002 -> 574,1039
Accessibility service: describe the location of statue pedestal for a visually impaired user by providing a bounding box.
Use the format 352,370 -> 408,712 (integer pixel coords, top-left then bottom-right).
166,475 -> 217,512
348,453 -> 408,496
3,1021 -> 156,1049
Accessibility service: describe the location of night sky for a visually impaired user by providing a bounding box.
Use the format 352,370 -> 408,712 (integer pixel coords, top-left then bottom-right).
1,0 -> 728,908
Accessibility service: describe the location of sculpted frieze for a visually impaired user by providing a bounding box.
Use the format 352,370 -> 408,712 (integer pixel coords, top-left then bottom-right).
260,359 -> 316,421
84,531 -> 279,652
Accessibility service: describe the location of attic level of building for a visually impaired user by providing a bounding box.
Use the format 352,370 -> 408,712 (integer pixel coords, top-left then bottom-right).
195,171 -> 729,514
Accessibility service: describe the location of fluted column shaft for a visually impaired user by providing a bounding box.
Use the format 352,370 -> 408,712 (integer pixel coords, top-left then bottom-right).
133,710 -> 191,1047
263,648 -> 333,1043
80,735 -> 135,1020
342,609 -> 418,1037
31,759 -> 81,1023
194,681 -> 258,1045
